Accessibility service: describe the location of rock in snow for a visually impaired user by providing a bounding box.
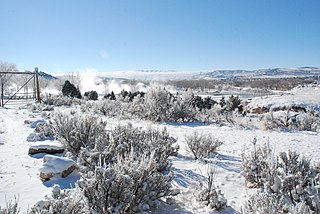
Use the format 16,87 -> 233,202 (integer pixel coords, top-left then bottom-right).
28,140 -> 65,155
39,155 -> 78,180
30,120 -> 46,128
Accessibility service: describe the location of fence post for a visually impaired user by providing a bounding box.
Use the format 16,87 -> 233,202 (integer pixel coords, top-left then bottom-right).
35,67 -> 41,103
1,82 -> 3,107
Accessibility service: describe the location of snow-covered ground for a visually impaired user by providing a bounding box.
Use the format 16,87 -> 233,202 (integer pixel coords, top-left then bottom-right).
0,83 -> 319,213
247,84 -> 320,112
1,98 -> 320,213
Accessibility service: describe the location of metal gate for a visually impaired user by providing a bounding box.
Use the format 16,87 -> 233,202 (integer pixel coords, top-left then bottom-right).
0,68 -> 41,107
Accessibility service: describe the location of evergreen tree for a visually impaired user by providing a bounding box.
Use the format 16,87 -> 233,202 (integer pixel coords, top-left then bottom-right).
62,80 -> 81,98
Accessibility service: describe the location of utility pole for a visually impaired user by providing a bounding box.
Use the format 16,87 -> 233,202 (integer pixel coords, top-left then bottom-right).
35,67 -> 41,103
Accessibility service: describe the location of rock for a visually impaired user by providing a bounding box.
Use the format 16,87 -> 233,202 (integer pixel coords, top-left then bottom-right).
30,120 -> 46,128
28,140 -> 65,155
39,155 -> 78,181
26,132 -> 54,142
247,106 -> 269,114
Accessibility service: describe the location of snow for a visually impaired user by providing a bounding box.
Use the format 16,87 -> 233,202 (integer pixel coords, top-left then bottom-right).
0,108 -> 50,211
1,84 -> 320,212
247,84 -> 320,112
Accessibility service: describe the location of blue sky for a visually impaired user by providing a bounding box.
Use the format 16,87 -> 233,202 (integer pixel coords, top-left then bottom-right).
1,0 -> 320,73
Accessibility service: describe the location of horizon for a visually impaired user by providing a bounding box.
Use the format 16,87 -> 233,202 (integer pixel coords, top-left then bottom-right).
1,0 -> 320,73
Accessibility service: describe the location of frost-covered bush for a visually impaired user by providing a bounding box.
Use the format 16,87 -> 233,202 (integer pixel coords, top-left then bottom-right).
34,122 -> 55,140
242,192 -> 312,214
51,110 -> 107,156
29,184 -> 89,214
291,112 -> 319,131
0,197 -> 19,214
264,110 -> 319,131
43,96 -> 84,107
197,166 -> 227,210
242,192 -> 285,214
76,124 -> 179,213
126,94 -> 145,118
265,151 -> 320,212
169,90 -> 196,122
79,123 -> 178,172
94,99 -> 121,117
78,151 -> 178,213
144,86 -> 172,122
241,137 -> 275,188
185,131 -> 222,160
242,138 -> 320,212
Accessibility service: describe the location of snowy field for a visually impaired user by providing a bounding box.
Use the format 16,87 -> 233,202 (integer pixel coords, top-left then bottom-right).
0,84 -> 320,213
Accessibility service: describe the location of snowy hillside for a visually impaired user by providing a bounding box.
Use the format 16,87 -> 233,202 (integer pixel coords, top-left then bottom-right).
247,84 -> 320,113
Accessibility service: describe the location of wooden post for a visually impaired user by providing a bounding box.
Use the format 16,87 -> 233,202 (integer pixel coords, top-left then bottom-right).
1,82 -> 3,107
35,67 -> 41,103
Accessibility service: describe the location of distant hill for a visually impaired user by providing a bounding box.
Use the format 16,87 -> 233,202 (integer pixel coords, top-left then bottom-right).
42,67 -> 320,82
39,71 -> 58,80
201,67 -> 320,79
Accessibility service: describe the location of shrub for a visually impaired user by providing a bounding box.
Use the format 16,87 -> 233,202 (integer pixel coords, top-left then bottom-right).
242,138 -> 320,212
50,110 -> 107,156
242,192 -> 285,214
84,91 -> 98,101
242,192 -> 312,214
264,110 -> 319,131
78,123 -> 178,172
0,197 -> 20,214
169,90 -> 196,122
241,137 -> 275,188
265,151 -> 320,212
144,86 -> 172,122
34,122 -> 55,140
42,96 -> 84,107
29,185 -> 89,214
197,165 -> 227,210
78,151 -> 178,213
185,131 -> 222,160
